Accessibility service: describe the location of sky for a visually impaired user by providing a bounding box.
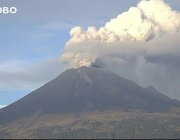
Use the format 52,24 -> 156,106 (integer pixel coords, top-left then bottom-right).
0,0 -> 180,108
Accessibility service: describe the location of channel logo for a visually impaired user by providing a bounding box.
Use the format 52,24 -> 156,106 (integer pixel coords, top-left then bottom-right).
0,7 -> 17,14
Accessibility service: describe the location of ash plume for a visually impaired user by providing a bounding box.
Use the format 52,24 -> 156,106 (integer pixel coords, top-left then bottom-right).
61,0 -> 180,100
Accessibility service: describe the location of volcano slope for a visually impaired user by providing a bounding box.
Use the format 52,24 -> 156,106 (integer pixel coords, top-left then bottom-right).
0,66 -> 180,139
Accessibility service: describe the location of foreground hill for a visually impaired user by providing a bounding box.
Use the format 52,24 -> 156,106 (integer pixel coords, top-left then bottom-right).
1,110 -> 180,139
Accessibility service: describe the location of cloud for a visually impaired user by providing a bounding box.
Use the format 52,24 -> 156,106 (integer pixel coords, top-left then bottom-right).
42,22 -> 75,31
0,58 -> 65,90
0,105 -> 7,109
61,0 -> 180,100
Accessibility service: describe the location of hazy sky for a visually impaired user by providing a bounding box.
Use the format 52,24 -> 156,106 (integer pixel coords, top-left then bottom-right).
0,0 -> 180,107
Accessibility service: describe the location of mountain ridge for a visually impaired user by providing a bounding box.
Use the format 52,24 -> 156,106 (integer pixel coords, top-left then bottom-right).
0,66 -> 180,125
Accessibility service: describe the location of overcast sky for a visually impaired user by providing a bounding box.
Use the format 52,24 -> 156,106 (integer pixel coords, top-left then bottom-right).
0,0 -> 180,106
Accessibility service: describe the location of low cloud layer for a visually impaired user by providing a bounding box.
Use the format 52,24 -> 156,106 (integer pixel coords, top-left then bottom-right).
61,0 -> 180,100
0,105 -> 7,109
0,58 -> 65,90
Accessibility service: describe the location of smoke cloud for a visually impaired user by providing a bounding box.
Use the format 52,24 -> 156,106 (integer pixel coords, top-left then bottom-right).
61,0 -> 180,100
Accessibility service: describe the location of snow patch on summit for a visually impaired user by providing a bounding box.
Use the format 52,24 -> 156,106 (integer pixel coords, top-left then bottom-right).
82,73 -> 92,84
77,69 -> 92,84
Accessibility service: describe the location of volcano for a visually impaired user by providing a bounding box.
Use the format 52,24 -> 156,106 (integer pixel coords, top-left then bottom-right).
0,66 -> 180,126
